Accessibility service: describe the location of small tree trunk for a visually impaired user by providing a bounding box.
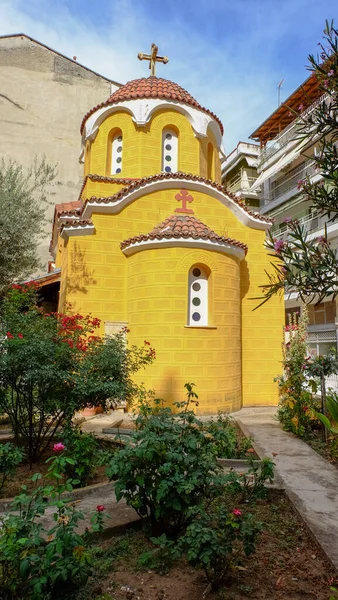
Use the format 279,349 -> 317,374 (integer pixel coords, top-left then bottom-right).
321,372 -> 328,443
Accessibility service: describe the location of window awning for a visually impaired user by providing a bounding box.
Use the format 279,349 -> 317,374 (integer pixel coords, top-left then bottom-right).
251,142 -> 305,191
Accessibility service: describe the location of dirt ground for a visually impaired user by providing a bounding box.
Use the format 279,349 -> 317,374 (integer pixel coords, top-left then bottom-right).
81,492 -> 337,600
1,447 -> 107,498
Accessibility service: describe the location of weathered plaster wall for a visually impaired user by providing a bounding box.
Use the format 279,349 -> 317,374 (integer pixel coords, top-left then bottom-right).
0,34 -> 119,270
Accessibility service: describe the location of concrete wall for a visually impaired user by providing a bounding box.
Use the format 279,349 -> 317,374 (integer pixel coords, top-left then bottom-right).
0,34 -> 120,271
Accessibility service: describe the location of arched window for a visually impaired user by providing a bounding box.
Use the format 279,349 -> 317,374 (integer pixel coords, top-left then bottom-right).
111,131 -> 123,175
162,128 -> 178,173
188,265 -> 208,326
207,142 -> 214,179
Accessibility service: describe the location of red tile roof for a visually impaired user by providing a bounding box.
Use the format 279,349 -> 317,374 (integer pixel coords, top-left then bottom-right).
120,214 -> 248,253
80,77 -> 224,135
84,172 -> 273,224
59,219 -> 93,234
78,175 -> 139,201
55,200 -> 82,216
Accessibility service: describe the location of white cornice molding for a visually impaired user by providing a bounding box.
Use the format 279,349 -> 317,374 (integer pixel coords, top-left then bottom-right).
121,237 -> 246,260
60,224 -> 95,240
82,177 -> 270,230
82,98 -> 225,156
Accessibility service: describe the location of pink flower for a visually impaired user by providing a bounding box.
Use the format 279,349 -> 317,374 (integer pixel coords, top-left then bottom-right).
6,332 -> 13,339
274,239 -> 284,253
17,333 -> 24,339
317,236 -> 328,245
96,505 -> 105,512
303,406 -> 308,412
328,69 -> 334,77
298,104 -> 304,112
297,179 -> 305,190
323,80 -> 329,89
232,509 -> 242,517
53,442 -> 65,453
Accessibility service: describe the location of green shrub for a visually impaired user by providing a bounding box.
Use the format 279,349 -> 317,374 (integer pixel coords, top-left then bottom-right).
276,307 -> 318,437
0,444 -> 108,599
0,284 -> 155,463
202,414 -> 253,458
62,426 -> 109,487
225,458 -> 275,503
0,442 -> 23,495
107,393 -> 224,538
180,504 -> 262,590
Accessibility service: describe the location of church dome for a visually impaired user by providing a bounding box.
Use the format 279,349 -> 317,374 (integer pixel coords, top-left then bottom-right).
80,76 -> 223,135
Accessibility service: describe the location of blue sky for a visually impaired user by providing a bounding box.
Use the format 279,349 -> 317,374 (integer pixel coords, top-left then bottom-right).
0,0 -> 337,151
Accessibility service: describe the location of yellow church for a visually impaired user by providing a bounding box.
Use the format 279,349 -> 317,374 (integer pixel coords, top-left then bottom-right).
50,45 -> 284,414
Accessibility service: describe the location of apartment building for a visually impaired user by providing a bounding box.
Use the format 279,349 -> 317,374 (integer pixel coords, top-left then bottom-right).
0,33 -> 121,270
222,73 -> 338,357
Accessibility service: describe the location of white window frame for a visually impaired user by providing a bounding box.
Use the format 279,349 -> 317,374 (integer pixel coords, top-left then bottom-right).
188,266 -> 208,326
111,132 -> 123,175
162,128 -> 178,173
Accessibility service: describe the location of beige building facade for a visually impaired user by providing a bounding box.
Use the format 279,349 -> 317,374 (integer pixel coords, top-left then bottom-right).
0,33 -> 120,270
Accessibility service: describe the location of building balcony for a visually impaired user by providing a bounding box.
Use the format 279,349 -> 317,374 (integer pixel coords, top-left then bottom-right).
258,93 -> 327,168
226,173 -> 257,195
273,212 -> 338,241
260,160 -> 317,212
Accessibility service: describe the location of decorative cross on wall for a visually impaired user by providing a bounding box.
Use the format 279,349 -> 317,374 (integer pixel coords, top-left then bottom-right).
137,44 -> 169,76
175,189 -> 194,214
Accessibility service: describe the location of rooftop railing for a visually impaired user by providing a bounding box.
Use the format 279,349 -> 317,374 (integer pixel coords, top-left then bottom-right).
259,93 -> 327,166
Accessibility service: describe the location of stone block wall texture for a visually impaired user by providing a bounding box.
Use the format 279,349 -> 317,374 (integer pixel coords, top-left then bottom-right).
57,185 -> 283,411
54,87 -> 284,413
0,34 -> 119,270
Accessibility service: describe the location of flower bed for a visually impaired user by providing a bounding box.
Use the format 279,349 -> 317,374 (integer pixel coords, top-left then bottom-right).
73,490 -> 337,600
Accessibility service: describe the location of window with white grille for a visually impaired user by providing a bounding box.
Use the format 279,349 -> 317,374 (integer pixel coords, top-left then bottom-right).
162,128 -> 178,173
188,266 -> 208,326
111,132 -> 123,175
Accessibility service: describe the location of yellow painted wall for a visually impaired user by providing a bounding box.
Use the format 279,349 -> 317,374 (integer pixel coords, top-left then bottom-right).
85,108 -> 221,182
54,102 -> 284,413
58,184 -> 284,412
126,247 -> 241,414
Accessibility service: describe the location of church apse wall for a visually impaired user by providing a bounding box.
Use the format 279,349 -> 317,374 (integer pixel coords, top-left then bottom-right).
52,63 -> 284,414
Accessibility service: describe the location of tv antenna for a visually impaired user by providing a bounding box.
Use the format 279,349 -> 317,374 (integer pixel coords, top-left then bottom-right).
277,78 -> 284,106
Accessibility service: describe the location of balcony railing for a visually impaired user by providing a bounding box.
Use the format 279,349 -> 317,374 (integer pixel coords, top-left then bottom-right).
259,94 -> 327,166
260,160 -> 316,208
273,212 -> 327,240
227,174 -> 257,194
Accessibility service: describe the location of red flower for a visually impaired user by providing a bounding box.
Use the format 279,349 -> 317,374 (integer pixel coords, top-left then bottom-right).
232,509 -> 242,517
53,442 -> 65,452
96,505 -> 105,512
17,333 -> 24,339
6,332 -> 13,339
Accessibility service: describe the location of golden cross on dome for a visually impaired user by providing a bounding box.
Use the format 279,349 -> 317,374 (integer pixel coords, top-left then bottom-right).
138,43 -> 169,76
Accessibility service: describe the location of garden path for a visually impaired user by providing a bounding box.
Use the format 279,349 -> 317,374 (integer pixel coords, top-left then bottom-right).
235,407 -> 338,573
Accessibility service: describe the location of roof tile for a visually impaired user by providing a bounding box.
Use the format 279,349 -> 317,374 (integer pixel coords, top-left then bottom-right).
83,172 -> 273,224
120,214 -> 248,253
81,77 -> 223,135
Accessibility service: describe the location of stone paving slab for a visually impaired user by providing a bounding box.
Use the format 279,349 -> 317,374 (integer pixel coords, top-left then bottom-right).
1,481 -> 140,535
237,413 -> 338,572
